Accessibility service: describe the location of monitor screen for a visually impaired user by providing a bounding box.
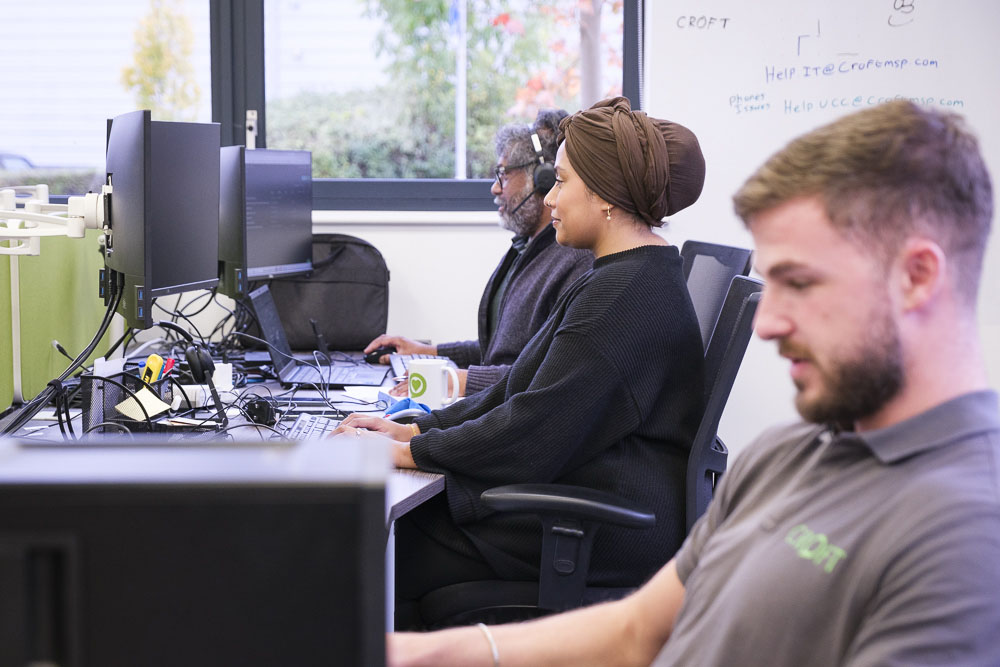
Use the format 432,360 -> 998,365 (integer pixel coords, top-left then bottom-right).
0,437 -> 386,666
104,110 -> 220,329
218,147 -> 312,298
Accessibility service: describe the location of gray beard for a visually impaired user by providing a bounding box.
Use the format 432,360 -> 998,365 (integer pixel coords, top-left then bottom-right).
498,188 -> 544,237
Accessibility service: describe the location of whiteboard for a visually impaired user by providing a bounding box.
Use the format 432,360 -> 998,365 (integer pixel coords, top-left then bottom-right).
645,1 -> 1000,456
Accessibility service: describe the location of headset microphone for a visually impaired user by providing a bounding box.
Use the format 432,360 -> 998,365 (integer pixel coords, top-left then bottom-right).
506,189 -> 537,218
502,131 -> 556,220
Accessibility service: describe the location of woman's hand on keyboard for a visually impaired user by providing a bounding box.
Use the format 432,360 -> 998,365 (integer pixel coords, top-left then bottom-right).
333,413 -> 415,442
331,413 -> 417,469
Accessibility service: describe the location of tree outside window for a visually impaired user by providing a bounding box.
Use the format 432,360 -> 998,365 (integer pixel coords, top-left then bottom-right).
265,0 -> 624,180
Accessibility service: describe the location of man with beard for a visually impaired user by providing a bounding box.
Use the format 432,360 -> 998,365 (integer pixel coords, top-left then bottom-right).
387,100 -> 1000,666
365,109 -> 592,396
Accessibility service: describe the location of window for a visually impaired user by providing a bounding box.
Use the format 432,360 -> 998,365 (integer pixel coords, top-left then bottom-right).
1,0 -> 640,207
263,0 -> 627,181
213,0 -> 641,210
0,0 -> 211,197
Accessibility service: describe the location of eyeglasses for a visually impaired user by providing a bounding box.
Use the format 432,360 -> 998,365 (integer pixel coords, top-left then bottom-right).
493,162 -> 535,191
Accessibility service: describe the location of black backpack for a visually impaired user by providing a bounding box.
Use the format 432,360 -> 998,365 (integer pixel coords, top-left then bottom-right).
264,234 -> 389,350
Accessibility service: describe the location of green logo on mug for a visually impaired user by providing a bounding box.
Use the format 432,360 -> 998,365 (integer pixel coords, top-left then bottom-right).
409,373 -> 427,398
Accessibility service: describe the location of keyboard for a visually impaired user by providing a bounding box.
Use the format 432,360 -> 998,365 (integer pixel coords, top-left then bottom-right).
285,413 -> 340,439
389,353 -> 450,379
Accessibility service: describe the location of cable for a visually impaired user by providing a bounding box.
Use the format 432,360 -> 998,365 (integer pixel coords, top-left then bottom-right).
215,422 -> 286,440
177,289 -> 217,318
123,337 -> 166,360
103,327 -> 136,359
1,275 -> 123,435
82,421 -> 134,437
51,339 -> 75,362
149,314 -> 206,346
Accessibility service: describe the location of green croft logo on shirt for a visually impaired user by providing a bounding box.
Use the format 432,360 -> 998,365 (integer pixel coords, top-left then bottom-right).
784,524 -> 847,574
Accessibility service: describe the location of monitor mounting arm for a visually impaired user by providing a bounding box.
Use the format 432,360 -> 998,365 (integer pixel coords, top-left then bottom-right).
0,183 -> 111,256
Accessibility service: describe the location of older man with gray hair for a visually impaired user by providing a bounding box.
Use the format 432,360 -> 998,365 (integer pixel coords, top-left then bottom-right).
366,109 -> 591,396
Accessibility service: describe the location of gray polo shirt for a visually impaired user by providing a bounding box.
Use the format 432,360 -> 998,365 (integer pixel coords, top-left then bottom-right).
654,390 -> 1000,666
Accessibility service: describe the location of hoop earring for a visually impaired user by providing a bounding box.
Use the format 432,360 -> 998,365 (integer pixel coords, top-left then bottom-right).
606,206 -> 613,221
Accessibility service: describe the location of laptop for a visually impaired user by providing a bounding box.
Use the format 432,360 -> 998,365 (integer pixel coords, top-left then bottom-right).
248,285 -> 389,388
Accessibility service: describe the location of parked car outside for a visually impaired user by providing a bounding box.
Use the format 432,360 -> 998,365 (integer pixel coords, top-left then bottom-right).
0,152 -> 103,194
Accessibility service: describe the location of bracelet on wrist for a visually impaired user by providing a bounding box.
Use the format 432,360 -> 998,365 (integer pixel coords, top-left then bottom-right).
476,623 -> 499,667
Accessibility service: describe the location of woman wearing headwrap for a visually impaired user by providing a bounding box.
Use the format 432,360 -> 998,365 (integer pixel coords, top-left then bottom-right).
337,97 -> 706,629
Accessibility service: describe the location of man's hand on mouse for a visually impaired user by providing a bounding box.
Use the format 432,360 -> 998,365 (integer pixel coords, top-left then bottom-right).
364,334 -> 438,363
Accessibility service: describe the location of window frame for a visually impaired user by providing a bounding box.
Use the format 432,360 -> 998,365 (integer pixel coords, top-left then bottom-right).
210,0 -> 643,212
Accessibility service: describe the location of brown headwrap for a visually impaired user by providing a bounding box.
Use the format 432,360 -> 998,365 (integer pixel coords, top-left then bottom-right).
559,97 -> 706,226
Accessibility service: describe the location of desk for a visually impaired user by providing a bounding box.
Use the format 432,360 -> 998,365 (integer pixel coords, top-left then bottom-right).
13,423 -> 445,526
389,468 -> 446,525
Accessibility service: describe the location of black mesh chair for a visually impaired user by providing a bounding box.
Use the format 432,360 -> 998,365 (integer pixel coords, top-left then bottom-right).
680,240 -> 753,347
414,275 -> 764,630
686,275 -> 762,531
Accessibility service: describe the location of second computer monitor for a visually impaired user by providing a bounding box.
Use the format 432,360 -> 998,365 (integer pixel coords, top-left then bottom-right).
218,147 -> 313,298
104,110 -> 221,329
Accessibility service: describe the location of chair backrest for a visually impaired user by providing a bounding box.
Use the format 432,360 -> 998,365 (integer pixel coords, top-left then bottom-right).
681,241 -> 754,348
686,275 -> 763,532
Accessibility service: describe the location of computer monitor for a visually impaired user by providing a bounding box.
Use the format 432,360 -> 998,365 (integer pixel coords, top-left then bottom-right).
0,437 -> 386,666
103,110 -> 221,329
218,147 -> 313,299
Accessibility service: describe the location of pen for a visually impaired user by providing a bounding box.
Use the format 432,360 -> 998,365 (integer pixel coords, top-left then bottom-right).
162,358 -> 176,378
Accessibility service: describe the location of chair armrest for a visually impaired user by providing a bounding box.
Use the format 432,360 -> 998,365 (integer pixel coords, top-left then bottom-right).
481,484 -> 655,529
480,483 -> 655,611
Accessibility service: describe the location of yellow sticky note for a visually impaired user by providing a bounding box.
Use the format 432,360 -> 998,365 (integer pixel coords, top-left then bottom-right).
114,387 -> 171,421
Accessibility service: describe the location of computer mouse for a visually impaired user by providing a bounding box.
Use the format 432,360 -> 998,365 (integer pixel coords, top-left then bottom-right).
365,345 -> 396,365
386,408 -> 429,423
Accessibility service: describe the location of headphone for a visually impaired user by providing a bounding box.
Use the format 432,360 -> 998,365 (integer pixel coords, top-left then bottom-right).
507,131 -> 557,219
530,131 -> 557,193
155,321 -> 229,428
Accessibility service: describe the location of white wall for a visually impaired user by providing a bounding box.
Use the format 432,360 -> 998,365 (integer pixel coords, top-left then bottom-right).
312,212 -> 517,344
643,1 -> 1000,459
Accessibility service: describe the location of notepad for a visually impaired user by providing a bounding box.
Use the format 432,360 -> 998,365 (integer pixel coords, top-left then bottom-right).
114,387 -> 171,421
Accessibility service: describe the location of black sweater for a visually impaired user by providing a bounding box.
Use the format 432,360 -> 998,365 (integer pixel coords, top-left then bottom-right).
411,244 -> 705,586
436,225 -> 592,395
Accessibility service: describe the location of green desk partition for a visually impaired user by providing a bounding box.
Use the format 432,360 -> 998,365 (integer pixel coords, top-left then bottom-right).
5,230 -> 110,407
1,254 -> 11,409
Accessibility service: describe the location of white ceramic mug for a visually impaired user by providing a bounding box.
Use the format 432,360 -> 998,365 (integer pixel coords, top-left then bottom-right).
407,358 -> 460,410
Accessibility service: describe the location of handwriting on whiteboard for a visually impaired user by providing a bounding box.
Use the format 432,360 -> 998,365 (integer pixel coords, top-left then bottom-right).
889,0 -> 916,27
763,57 -> 939,83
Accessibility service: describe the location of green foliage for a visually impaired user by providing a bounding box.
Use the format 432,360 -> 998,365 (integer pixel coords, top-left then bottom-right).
120,0 -> 202,121
0,169 -> 103,196
268,89 -> 455,179
269,0 -> 563,178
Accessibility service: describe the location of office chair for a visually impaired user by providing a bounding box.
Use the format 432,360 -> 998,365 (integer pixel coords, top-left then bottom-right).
686,275 -> 762,531
680,240 -> 753,347
415,276 -> 764,630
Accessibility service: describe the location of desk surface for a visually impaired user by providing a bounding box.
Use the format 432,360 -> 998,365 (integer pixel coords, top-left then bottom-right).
8,378 -> 445,525
389,469 -> 445,524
